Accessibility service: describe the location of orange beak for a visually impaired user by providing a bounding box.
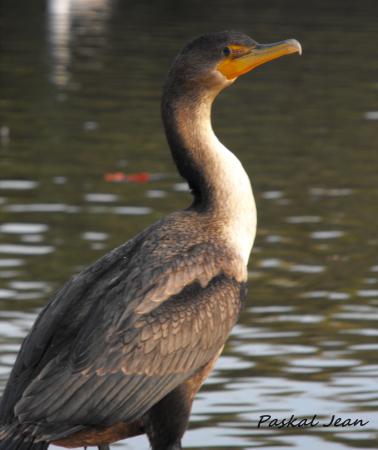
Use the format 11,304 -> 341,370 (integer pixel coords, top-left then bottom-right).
217,39 -> 302,80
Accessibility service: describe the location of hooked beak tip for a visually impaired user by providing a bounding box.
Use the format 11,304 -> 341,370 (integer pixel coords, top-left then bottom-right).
287,39 -> 302,56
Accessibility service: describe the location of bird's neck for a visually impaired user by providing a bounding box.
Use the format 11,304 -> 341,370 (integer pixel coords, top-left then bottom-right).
162,85 -> 257,264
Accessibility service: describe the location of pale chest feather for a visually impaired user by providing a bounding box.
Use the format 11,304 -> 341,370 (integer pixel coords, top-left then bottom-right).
209,137 -> 257,266
174,98 -> 257,267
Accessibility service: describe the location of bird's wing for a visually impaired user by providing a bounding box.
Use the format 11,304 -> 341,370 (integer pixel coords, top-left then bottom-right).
12,239 -> 246,441
0,237 -> 138,425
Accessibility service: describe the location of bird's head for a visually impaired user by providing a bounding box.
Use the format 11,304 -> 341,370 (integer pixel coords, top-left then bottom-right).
166,31 -> 301,96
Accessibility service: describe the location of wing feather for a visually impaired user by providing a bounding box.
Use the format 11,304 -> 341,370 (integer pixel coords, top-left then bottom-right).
2,220 -> 246,442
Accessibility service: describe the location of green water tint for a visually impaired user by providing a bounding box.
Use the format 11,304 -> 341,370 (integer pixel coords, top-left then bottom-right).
1,0 -> 377,448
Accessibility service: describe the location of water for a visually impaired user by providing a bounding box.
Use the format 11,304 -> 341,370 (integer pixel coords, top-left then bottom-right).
1,0 -> 378,448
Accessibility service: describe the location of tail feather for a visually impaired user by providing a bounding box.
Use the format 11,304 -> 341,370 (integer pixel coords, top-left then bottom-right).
0,430 -> 48,450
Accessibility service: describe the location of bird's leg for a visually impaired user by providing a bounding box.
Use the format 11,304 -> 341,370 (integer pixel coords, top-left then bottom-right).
98,445 -> 110,450
143,383 -> 191,450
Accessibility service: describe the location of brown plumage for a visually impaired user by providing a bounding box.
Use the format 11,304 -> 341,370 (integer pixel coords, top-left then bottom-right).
0,31 -> 301,450
0,212 -> 246,449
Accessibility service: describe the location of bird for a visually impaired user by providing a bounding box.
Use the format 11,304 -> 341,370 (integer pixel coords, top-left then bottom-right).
0,31 -> 301,450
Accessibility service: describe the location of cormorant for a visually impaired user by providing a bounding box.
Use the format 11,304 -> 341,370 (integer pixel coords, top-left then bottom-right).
0,31 -> 301,450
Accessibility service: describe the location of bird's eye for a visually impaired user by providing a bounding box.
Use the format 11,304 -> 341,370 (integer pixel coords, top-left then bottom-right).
222,46 -> 231,57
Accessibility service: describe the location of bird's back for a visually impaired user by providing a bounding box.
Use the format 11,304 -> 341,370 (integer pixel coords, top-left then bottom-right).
0,209 -> 246,446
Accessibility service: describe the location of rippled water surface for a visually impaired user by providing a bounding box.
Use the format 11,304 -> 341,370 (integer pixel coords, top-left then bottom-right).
1,0 -> 378,449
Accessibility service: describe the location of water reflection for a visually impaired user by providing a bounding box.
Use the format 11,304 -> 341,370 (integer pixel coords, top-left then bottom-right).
47,0 -> 113,88
4,203 -> 81,213
0,180 -> 39,190
0,223 -> 48,234
2,0 -> 378,449
0,244 -> 54,255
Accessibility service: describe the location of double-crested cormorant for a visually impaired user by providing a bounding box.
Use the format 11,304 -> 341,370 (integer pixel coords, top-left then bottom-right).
0,31 -> 301,450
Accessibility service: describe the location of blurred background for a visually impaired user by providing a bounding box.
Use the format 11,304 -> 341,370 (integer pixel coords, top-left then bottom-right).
1,0 -> 378,449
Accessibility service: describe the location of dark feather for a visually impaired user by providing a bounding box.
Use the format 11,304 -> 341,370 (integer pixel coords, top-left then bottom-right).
1,211 -> 246,443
